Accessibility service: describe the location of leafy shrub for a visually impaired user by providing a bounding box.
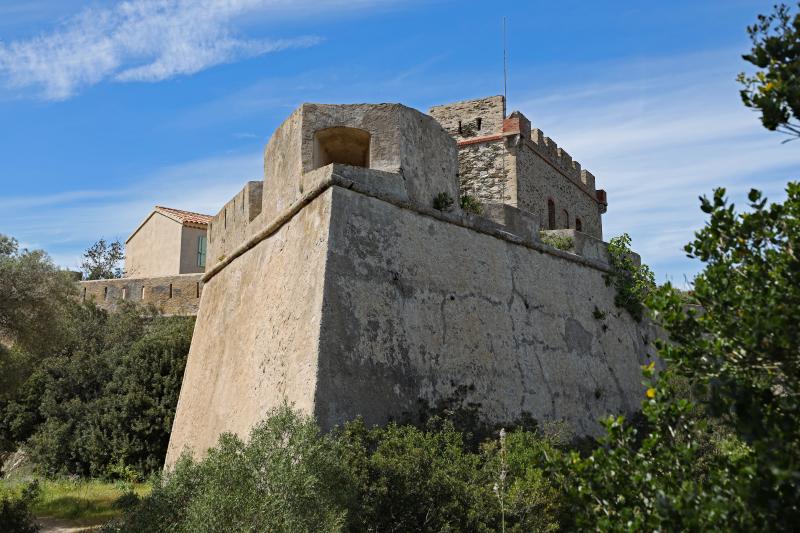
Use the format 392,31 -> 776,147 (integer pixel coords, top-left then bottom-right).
460,194 -> 483,215
0,480 -> 40,533
550,365 -> 754,531
738,2 -> 800,138
540,232 -> 574,251
109,406 -> 563,532
604,233 -> 655,321
106,406 -> 357,533
647,184 -> 800,527
340,419 -> 497,531
548,184 -> 800,531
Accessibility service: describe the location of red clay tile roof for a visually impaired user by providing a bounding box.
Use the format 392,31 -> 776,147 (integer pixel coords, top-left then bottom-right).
154,206 -> 213,226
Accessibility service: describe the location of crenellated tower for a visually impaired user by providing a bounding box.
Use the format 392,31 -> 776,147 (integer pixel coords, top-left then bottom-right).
429,96 -> 608,239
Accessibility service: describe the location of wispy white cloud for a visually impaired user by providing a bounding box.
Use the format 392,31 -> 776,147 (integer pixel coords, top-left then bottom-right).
0,189 -> 125,210
7,45 -> 797,284
510,50 -> 800,282
4,150 -> 261,269
0,0 -> 338,100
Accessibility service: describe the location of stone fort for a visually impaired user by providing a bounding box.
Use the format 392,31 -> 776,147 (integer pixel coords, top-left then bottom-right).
80,96 -> 656,466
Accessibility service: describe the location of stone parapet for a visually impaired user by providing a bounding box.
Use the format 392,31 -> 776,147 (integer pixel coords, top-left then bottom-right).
78,273 -> 203,316
202,164 -> 619,285
207,181 -> 262,267
522,128 -> 597,196
539,229 -> 640,267
262,102 -> 458,224
429,95 -> 506,141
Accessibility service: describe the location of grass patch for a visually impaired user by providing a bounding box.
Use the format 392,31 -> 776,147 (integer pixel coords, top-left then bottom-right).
1,478 -> 151,523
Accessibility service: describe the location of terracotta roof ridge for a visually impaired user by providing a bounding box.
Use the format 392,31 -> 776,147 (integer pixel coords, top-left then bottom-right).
154,205 -> 213,224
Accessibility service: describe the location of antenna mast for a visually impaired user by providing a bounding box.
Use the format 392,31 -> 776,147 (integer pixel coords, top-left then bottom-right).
503,16 -> 508,103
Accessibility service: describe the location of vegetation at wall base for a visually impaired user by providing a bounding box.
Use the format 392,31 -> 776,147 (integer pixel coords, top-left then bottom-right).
104,405 -> 564,533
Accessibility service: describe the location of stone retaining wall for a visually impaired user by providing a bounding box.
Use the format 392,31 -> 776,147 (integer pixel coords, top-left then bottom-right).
78,273 -> 203,316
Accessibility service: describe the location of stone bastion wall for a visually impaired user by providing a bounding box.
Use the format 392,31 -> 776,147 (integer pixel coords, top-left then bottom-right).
166,168 -> 656,470
163,102 -> 657,467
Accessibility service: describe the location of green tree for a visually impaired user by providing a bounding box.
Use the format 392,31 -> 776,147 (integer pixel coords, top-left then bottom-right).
651,184 -> 800,526
556,184 -> 800,530
738,3 -> 800,139
0,235 -> 76,356
81,238 -> 124,280
553,365 -> 753,531
0,234 -> 77,432
0,303 -> 193,478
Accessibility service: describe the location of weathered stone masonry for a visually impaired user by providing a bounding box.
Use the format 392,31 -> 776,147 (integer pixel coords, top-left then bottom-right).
80,274 -> 203,316
164,99 -> 655,467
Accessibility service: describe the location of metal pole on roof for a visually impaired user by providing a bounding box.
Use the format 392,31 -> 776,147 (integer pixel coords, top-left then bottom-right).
503,16 -> 508,103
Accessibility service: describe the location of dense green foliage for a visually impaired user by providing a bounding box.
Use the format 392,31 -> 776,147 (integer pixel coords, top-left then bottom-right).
0,238 -> 193,479
0,304 -> 193,478
550,366 -> 753,531
0,481 -> 40,533
739,2 -> 800,138
551,183 -> 800,531
107,406 -> 563,533
652,184 -> 800,525
0,235 -> 76,360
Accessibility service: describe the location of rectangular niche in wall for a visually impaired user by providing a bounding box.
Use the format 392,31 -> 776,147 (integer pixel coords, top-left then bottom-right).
312,127 -> 370,169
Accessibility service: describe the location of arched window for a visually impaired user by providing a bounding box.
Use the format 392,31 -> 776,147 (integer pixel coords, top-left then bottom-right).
312,127 -> 370,169
547,199 -> 556,230
575,217 -> 582,232
562,209 -> 570,229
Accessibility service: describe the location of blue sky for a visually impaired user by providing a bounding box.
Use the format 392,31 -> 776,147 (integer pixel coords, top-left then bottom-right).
0,0 -> 797,284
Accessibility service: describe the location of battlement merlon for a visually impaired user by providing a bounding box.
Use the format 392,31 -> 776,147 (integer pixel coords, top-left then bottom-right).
208,181 -> 263,267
